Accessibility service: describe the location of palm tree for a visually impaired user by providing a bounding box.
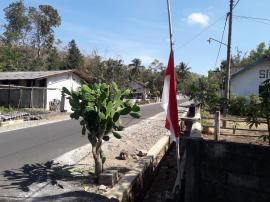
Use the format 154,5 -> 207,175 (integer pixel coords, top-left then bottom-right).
129,58 -> 143,81
176,62 -> 191,92
176,62 -> 191,80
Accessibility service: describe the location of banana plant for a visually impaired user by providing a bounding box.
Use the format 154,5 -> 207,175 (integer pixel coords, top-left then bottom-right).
62,82 -> 140,175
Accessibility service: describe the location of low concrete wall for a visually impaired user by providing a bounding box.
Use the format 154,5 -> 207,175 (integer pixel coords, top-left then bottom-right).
184,138 -> 270,202
104,136 -> 170,202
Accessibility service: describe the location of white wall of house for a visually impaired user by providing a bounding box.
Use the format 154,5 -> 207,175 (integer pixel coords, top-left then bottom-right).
230,60 -> 270,97
46,72 -> 81,112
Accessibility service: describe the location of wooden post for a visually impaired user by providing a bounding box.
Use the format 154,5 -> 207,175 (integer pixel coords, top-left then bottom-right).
214,111 -> 220,141
30,87 -> 33,108
43,88 -> 45,109
8,82 -> 11,109
17,88 -> 22,109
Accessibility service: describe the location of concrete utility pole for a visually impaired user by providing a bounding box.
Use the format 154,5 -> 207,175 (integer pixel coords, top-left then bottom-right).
225,0 -> 233,100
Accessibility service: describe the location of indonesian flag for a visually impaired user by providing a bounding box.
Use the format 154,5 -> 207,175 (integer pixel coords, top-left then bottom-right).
161,51 -> 180,140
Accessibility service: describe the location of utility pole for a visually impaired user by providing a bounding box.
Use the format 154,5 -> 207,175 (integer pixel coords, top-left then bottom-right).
225,0 -> 233,101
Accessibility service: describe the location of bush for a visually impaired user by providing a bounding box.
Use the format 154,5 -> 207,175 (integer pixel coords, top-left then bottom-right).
228,95 -> 248,116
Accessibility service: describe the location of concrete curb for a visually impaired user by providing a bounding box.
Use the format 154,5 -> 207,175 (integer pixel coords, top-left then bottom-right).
0,114 -> 70,134
104,135 -> 170,201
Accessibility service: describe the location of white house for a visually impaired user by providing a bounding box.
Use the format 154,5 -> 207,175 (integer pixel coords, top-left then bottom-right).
230,56 -> 270,97
0,70 -> 82,112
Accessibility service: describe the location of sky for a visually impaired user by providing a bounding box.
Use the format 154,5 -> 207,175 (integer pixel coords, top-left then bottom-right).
0,0 -> 270,75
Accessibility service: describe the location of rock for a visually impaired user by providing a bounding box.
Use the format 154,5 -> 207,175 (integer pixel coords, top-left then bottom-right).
119,150 -> 128,160
131,153 -> 139,160
98,185 -> 107,191
137,149 -> 148,157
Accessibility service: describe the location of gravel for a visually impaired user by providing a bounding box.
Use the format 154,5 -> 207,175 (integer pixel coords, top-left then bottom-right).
15,112 -> 169,201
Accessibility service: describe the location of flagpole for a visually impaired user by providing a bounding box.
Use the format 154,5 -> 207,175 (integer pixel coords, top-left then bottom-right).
166,0 -> 181,194
166,0 -> 174,52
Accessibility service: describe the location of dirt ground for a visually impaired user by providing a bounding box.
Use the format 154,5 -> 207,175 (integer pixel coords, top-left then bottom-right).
202,117 -> 269,146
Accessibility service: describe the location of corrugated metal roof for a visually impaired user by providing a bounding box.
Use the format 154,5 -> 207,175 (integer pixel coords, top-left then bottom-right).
231,55 -> 270,79
0,70 -> 73,80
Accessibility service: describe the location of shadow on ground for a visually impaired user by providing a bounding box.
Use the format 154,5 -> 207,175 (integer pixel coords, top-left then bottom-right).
0,191 -> 118,202
0,161 -> 120,201
0,161 -> 83,192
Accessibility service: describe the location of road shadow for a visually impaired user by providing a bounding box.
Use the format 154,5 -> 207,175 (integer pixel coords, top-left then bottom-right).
0,191 -> 118,202
0,160 -> 91,192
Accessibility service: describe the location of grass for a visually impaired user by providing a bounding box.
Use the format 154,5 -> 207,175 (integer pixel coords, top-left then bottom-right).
0,106 -> 15,113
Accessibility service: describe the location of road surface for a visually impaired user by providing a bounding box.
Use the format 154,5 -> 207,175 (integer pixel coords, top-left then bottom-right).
0,103 -> 164,172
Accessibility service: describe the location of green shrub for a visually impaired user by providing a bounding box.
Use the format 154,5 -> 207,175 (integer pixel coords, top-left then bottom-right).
228,95 -> 247,116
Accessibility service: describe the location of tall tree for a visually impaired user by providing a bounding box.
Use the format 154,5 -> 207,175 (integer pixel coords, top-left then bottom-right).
129,58 -> 143,81
176,62 -> 191,92
3,0 -> 30,45
46,46 -> 61,70
64,39 -> 83,69
29,4 -> 61,59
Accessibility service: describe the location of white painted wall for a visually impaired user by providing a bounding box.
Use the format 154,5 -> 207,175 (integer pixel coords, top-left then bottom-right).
46,72 -> 81,112
230,60 -> 270,97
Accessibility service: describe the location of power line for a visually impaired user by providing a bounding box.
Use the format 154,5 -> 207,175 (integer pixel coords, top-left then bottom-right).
178,15 -> 226,49
214,15 -> 229,68
234,15 -> 270,22
233,0 -> 240,9
234,15 -> 270,26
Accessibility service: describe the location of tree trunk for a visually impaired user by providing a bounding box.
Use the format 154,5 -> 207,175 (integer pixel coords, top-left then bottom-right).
92,145 -> 102,175
92,138 -> 103,176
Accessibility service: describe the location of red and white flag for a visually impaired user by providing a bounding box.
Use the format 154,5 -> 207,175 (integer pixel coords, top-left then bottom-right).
161,51 -> 180,140
162,50 -> 181,193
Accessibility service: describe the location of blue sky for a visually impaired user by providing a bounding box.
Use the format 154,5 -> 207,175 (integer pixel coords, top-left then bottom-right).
1,0 -> 270,75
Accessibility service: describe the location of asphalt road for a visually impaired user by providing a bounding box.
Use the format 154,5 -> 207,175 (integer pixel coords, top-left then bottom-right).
0,103 -> 164,172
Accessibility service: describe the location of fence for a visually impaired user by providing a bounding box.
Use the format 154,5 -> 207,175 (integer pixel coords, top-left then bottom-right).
0,85 -> 59,109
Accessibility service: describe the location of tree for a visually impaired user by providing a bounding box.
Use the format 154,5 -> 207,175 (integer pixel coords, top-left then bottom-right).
64,40 -> 83,69
3,0 -> 30,45
176,62 -> 191,92
62,82 -> 140,175
176,62 -> 190,80
1,1 -> 61,71
246,79 -> 270,146
46,46 -> 61,70
186,75 -> 222,112
149,59 -> 164,72
29,4 -> 61,59
129,58 -> 143,81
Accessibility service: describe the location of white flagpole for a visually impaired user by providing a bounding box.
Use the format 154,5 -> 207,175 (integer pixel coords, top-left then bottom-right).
166,0 -> 181,194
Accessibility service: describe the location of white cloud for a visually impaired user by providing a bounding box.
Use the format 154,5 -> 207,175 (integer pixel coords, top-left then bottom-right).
187,12 -> 209,27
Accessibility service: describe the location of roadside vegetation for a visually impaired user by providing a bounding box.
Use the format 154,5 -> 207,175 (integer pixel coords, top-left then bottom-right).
0,106 -> 14,113
186,42 -> 270,146
63,82 -> 141,175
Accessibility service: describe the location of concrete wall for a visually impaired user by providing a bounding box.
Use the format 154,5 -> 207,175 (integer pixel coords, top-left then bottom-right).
230,60 -> 270,96
185,138 -> 270,202
46,73 -> 81,112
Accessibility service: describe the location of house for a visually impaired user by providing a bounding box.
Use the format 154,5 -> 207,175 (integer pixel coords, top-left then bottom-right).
0,70 -> 82,112
230,55 -> 270,97
129,81 -> 150,100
